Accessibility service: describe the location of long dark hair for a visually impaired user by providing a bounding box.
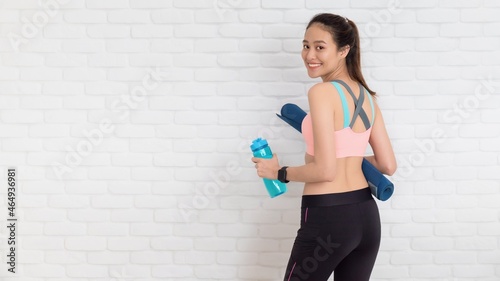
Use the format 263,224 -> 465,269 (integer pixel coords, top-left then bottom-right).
306,13 -> 376,96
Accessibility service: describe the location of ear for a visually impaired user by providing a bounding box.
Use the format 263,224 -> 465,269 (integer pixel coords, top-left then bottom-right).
340,45 -> 350,58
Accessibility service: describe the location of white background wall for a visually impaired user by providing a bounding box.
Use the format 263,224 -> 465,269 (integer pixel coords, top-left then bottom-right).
0,0 -> 499,280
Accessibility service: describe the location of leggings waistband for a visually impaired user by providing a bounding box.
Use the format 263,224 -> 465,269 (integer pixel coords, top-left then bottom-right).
301,187 -> 372,207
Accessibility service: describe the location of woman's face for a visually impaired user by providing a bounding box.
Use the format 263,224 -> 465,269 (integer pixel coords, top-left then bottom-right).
301,24 -> 346,81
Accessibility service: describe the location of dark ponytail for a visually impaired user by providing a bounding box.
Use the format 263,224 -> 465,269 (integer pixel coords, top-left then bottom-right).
306,13 -> 376,96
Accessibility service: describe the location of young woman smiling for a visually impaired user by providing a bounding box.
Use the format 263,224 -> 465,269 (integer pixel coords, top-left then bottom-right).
252,13 -> 396,281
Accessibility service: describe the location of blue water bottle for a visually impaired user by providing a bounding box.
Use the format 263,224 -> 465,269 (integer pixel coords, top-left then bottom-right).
250,138 -> 287,198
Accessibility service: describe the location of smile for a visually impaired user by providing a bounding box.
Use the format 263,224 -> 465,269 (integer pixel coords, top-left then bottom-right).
308,63 -> 322,68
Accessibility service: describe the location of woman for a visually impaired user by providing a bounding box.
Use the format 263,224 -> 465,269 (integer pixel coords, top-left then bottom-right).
252,13 -> 397,281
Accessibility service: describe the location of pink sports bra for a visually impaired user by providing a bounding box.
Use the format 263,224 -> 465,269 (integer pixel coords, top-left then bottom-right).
302,80 -> 375,158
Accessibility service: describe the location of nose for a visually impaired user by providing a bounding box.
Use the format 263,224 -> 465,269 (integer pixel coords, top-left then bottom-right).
304,48 -> 316,61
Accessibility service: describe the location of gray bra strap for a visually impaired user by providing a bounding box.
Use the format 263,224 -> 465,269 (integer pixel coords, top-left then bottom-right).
331,80 -> 371,130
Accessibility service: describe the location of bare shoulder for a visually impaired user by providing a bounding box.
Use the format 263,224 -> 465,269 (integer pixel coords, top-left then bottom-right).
307,82 -> 335,99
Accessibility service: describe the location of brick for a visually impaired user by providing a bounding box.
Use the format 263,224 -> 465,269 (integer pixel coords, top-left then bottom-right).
172,53 -> 217,67
88,223 -> 129,236
195,265 -> 238,279
130,0 -> 172,8
64,11 -> 107,23
215,252 -> 258,266
238,266 -> 281,279
114,125 -> 156,137
2,53 -> 44,66
217,53 -> 259,67
173,82 -> 217,95
87,167 -> 130,180
441,23 -> 482,37
217,224 -> 258,237
240,39 -> 282,52
219,24 -> 261,38
23,264 -> 65,278
152,265 -> 193,278
20,67 -> 62,81
67,209 -> 109,222
130,138 -> 173,152
151,39 -> 194,53
152,9 -> 193,23
262,24 -> 304,39
240,10 -> 283,23
461,37 -> 500,51
65,237 -> 107,250
108,237 -> 150,251
391,252 -> 434,265
408,265 -> 451,278
462,8 -> 500,22
174,224 -> 217,237
259,225 -> 298,238
412,237 -> 454,251
391,224 -> 433,237
2,138 -> 42,151
131,251 -> 173,264
175,251 -> 215,265
91,195 -> 134,209
134,195 -> 176,208
435,252 -> 476,264
194,8 -> 239,23
66,265 -> 108,278
130,223 -> 173,236
174,112 -> 217,125
415,38 -> 459,52
43,23 -> 85,38
371,38 -> 417,52
198,210 -> 240,224
440,0 -> 481,7
108,10 -> 151,23
42,81 -> 84,96
45,251 -> 86,264
87,252 -> 130,265
151,237 -> 193,250
195,38 -> 239,53
44,222 -> 86,235
86,0 -> 129,9
174,24 -> 218,38
195,68 -> 238,82
132,167 -> 173,181
87,24 -> 129,38
0,10 -> 20,22
417,9 -> 459,22
106,39 -> 150,53
111,209 -> 154,222
62,39 -> 105,52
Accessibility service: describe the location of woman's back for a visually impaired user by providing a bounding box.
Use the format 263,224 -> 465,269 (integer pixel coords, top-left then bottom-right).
303,79 -> 375,195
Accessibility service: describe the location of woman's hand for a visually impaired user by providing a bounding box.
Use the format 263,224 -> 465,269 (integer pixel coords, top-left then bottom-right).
251,154 -> 281,180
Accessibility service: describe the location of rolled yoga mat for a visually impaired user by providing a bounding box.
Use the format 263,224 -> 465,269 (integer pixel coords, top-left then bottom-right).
276,103 -> 394,201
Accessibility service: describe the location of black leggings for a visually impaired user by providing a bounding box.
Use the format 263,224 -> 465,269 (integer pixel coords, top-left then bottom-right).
284,188 -> 381,281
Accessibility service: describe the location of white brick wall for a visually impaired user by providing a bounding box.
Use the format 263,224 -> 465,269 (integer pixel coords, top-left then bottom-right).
0,0 -> 499,280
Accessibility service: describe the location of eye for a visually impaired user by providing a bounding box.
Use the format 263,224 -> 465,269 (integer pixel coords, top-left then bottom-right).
303,45 -> 309,50
316,46 -> 324,50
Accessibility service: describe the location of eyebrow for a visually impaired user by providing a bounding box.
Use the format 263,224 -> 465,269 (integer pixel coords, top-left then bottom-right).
302,40 -> 327,44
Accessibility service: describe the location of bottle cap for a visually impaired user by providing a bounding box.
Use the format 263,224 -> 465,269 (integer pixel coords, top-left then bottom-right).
250,137 -> 268,152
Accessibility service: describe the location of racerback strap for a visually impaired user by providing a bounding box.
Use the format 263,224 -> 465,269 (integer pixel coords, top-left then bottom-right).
331,80 -> 373,130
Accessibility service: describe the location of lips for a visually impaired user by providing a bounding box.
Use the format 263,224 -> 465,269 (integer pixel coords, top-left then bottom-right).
307,63 -> 322,70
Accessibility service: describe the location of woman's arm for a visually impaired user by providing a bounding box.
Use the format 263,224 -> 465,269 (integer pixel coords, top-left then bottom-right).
365,102 -> 397,175
252,83 -> 337,183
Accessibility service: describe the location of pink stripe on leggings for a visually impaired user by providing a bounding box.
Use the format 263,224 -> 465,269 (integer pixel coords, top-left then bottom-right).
287,262 -> 297,281
305,207 -> 309,223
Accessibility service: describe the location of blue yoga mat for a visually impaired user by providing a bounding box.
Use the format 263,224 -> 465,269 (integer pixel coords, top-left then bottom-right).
276,103 -> 394,201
